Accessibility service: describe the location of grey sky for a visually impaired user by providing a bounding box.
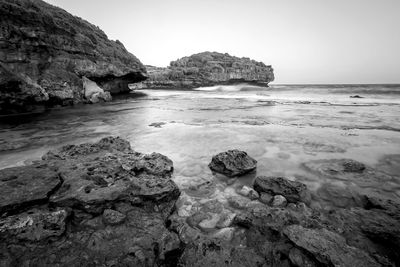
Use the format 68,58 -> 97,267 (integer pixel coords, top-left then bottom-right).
44,0 -> 400,84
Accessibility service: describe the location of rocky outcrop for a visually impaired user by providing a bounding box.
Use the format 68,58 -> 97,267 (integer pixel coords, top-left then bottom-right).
0,137 -> 181,266
209,149 -> 257,177
131,52 -> 274,89
0,0 -> 147,114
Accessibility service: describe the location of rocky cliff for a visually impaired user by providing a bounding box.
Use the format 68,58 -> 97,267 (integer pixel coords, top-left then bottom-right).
0,0 -> 147,114
131,52 -> 274,89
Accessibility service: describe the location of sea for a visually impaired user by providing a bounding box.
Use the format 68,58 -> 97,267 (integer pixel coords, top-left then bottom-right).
1,84 -> 399,210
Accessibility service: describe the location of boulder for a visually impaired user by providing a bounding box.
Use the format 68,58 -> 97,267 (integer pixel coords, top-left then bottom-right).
253,176 -> 311,204
209,149 -> 257,177
283,225 -> 380,267
134,52 -> 274,89
0,0 -> 146,114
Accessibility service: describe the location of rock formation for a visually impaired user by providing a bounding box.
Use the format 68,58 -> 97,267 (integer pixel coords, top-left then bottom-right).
209,149 -> 257,177
0,0 -> 147,114
0,137 -> 181,266
131,52 -> 274,89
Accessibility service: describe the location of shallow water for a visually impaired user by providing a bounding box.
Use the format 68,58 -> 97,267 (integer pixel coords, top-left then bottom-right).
1,84 -> 400,225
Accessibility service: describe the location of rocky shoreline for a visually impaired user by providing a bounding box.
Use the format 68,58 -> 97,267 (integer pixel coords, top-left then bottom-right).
1,137 -> 399,266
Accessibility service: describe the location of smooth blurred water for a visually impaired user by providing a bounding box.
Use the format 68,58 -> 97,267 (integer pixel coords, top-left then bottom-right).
1,84 -> 400,210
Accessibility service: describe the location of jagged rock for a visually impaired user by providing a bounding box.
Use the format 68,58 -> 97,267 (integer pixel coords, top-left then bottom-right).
0,137 -> 182,266
283,225 -> 380,267
209,149 -> 257,177
0,0 -> 146,114
0,165 -> 62,215
253,176 -> 311,204
132,52 -> 274,89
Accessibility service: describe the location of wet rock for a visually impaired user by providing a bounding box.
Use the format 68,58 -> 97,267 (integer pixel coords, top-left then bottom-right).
316,183 -> 366,208
303,158 -> 393,189
288,247 -> 317,267
237,185 -> 260,200
0,165 -> 62,215
209,149 -> 257,177
284,225 -> 380,267
228,195 -> 251,210
149,122 -> 166,128
343,159 -> 366,172
271,195 -> 287,207
216,211 -> 236,228
350,95 -> 364,98
253,176 -> 311,204
102,209 -> 126,225
198,213 -> 221,231
259,192 -> 274,205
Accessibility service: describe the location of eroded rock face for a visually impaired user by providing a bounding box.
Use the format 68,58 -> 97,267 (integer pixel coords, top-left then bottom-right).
209,149 -> 257,177
131,52 -> 274,89
0,0 -> 147,114
0,136 -> 181,266
253,176 -> 311,204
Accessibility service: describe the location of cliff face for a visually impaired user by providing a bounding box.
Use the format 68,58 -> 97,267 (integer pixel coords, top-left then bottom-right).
0,0 -> 147,114
132,52 -> 274,89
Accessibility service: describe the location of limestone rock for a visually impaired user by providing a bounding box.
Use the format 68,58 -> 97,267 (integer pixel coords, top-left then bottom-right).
209,149 -> 257,177
134,52 -> 274,89
253,176 -> 311,204
283,225 -> 380,267
0,0 -> 146,114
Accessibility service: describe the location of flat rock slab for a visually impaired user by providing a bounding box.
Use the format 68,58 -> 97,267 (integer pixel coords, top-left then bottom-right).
253,176 -> 311,204
209,149 -> 257,177
0,165 -> 62,215
284,225 -> 380,267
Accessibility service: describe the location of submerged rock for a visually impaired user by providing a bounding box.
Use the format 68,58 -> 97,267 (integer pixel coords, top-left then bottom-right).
0,136 -> 181,266
0,0 -> 146,114
131,51 -> 274,89
253,176 -> 311,204
209,149 -> 257,177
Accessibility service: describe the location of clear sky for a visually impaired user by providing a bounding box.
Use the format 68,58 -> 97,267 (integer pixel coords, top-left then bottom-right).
44,0 -> 400,84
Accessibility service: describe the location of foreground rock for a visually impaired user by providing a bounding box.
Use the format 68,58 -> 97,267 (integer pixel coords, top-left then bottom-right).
284,225 -> 380,266
209,149 -> 257,177
0,137 -> 181,266
131,52 -> 274,89
253,176 -> 311,204
0,0 -> 147,114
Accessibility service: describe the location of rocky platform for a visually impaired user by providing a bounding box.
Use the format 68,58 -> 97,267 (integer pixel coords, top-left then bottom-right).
131,52 -> 274,90
1,143 -> 400,266
0,137 -> 181,266
0,0 -> 147,114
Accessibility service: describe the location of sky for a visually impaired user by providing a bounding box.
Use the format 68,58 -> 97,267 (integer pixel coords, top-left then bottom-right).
44,0 -> 400,84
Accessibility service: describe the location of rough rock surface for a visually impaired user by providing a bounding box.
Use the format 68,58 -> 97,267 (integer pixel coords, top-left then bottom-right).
131,52 -> 274,89
209,149 -> 257,177
0,0 -> 146,114
283,225 -> 380,266
253,176 -> 311,204
0,136 -> 181,266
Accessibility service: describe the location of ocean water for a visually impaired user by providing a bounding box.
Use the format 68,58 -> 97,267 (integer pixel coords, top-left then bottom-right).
1,84 -> 400,212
